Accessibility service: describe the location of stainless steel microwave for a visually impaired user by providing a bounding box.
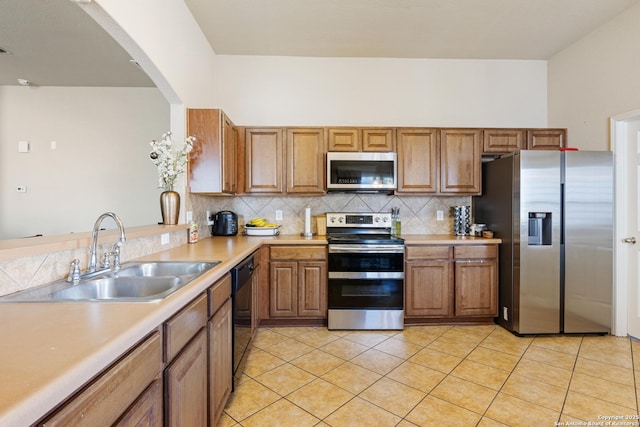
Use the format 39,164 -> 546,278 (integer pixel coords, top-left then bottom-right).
326,152 -> 397,192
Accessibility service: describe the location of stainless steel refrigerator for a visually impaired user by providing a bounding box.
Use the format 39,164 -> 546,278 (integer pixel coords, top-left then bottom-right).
473,151 -> 613,334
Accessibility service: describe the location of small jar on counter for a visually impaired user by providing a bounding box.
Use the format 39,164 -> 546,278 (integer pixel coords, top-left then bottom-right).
188,222 -> 199,243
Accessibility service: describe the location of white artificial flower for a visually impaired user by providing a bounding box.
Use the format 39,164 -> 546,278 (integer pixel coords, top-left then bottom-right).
149,132 -> 196,191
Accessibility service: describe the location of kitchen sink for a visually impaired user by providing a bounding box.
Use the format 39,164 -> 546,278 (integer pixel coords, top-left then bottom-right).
0,260 -> 221,302
49,276 -> 183,301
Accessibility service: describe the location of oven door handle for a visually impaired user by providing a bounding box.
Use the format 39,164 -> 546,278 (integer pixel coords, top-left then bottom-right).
328,245 -> 404,254
329,272 -> 404,279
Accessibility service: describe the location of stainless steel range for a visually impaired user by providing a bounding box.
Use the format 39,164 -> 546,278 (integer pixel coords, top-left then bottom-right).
326,212 -> 404,330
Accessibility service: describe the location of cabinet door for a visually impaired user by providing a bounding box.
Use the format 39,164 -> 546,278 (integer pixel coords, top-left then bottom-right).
188,109 -> 228,194
328,128 -> 360,151
396,128 -> 439,193
222,113 -> 237,193
405,261 -> 453,317
41,332 -> 163,427
362,128 -> 395,151
209,299 -> 232,427
440,129 -> 482,194
115,378 -> 163,427
270,261 -> 298,317
298,261 -> 327,317
454,260 -> 498,316
483,129 -> 525,154
245,128 -> 284,193
165,329 -> 208,427
527,129 -> 566,150
286,128 -> 326,194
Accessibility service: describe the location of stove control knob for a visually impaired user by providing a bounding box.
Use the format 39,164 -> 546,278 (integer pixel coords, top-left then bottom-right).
338,217 -> 344,223
383,217 -> 389,222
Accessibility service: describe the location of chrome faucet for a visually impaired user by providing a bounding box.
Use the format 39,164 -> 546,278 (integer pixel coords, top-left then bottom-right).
87,212 -> 127,273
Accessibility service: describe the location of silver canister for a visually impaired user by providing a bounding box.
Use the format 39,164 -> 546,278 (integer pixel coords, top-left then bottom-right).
453,206 -> 471,236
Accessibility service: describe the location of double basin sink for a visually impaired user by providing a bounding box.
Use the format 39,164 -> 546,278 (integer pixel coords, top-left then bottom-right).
0,261 -> 221,302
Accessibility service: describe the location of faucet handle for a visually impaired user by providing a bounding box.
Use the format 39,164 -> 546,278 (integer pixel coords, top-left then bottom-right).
66,259 -> 81,284
100,252 -> 112,269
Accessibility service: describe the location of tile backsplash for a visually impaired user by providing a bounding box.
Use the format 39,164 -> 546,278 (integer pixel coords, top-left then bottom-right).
190,193 -> 472,238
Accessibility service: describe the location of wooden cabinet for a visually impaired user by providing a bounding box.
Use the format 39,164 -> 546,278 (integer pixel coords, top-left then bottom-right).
483,128 -> 525,154
483,128 -> 566,154
269,246 -> 327,319
527,128 -> 566,150
396,128 -> 439,193
405,244 -> 498,322
328,127 -> 395,151
454,246 -> 498,317
40,331 -> 163,427
396,128 -> 481,195
286,128 -> 326,194
208,273 -> 232,427
328,128 -> 360,151
187,109 -> 238,194
164,293 -> 208,427
440,129 -> 482,195
405,246 -> 453,317
245,128 -> 284,193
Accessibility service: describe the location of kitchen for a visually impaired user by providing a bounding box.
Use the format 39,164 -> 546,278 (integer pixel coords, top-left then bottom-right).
1,0 -> 640,426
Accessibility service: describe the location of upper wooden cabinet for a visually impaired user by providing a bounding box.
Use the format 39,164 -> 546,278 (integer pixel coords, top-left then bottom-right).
397,128 -> 481,195
396,128 -> 439,193
328,127 -> 395,151
187,109 -> 238,194
245,128 -> 284,193
286,128 -> 326,194
483,128 -> 525,153
439,129 -> 482,195
328,128 -> 360,151
483,128 -> 567,154
527,128 -> 566,150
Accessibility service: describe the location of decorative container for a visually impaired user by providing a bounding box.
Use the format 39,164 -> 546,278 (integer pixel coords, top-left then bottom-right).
160,191 -> 180,225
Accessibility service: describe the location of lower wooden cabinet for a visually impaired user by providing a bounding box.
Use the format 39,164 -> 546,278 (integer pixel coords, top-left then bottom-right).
405,244 -> 498,322
268,245 -> 327,320
40,330 -> 163,427
208,273 -> 233,427
165,328 -> 208,427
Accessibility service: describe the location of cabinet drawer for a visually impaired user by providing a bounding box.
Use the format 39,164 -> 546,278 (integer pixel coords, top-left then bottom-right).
208,273 -> 232,317
454,245 -> 497,259
165,293 -> 207,361
41,330 -> 162,427
405,245 -> 451,260
270,245 -> 326,260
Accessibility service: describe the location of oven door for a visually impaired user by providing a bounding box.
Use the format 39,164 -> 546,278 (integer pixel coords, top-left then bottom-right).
328,275 -> 403,309
328,244 -> 404,310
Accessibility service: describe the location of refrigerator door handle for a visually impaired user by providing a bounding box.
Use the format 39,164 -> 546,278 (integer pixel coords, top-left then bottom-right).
623,236 -> 637,244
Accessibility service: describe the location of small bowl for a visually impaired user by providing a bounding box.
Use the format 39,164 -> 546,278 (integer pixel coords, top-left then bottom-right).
482,230 -> 494,238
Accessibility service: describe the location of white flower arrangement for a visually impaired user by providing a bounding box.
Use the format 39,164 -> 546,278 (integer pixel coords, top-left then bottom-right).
149,131 -> 196,192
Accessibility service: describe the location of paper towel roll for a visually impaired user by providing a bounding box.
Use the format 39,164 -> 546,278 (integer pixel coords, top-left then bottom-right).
304,206 -> 311,235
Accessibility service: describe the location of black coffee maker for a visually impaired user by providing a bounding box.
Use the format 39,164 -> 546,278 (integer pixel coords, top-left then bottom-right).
211,211 -> 238,236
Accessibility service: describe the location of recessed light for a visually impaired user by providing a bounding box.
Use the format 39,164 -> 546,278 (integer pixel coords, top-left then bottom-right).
17,79 -> 31,86
0,47 -> 11,55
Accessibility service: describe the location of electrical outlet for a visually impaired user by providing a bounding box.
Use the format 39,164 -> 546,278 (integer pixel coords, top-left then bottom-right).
503,307 -> 508,321
160,233 -> 170,245
436,210 -> 444,221
206,210 -> 214,225
275,210 -> 283,221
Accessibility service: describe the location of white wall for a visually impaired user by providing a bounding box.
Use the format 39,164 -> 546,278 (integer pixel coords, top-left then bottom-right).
213,56 -> 548,127
548,2 -> 640,150
0,86 -> 169,239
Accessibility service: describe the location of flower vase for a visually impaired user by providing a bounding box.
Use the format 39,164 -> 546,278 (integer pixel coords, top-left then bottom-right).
160,191 -> 180,225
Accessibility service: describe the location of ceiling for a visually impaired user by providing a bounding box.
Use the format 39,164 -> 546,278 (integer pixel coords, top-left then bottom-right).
1,0 -> 638,87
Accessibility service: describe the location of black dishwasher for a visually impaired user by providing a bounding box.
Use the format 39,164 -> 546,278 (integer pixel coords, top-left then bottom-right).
230,254 -> 254,390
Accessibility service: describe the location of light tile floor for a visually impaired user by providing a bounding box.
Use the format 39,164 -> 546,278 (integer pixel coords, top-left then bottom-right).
219,325 -> 640,427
